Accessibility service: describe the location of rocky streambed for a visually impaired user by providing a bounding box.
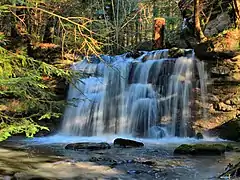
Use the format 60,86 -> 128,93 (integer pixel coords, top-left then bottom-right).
0,135 -> 240,180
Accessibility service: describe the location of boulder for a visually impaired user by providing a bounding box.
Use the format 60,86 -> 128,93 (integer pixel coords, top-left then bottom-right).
225,143 -> 234,151
208,118 -> 240,141
149,126 -> 167,138
65,142 -> 111,151
195,132 -> 204,139
204,12 -> 231,37
174,144 -> 226,155
113,138 -> 144,148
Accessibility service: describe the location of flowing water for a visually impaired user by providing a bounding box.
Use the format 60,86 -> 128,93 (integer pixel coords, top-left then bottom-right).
62,49 -> 207,138
1,135 -> 239,180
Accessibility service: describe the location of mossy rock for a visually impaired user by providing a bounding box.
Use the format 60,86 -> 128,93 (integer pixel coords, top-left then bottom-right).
174,144 -> 226,155
225,143 -> 234,151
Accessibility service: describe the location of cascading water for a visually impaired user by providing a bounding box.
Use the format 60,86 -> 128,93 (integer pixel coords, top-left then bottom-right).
61,49 -> 207,138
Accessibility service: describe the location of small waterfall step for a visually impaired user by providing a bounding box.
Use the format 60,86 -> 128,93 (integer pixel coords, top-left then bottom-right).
61,49 -> 207,138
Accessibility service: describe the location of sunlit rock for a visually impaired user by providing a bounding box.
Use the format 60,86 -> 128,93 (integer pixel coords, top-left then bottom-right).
214,102 -> 234,112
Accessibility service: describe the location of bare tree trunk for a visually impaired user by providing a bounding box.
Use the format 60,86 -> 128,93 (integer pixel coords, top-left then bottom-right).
233,0 -> 240,27
194,0 -> 206,42
153,18 -> 165,49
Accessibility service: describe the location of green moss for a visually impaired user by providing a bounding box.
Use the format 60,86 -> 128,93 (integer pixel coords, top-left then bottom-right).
225,143 -> 234,151
174,144 -> 226,155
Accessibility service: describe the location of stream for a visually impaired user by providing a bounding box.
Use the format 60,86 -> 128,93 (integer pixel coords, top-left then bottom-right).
0,135 -> 239,180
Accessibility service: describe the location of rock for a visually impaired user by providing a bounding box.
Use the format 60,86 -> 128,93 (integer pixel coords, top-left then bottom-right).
208,118 -> 240,141
2,176 -> 12,180
208,94 -> 219,103
168,47 -> 185,58
14,172 -> 49,180
226,97 -> 240,105
149,126 -> 167,138
232,55 -> 240,62
225,99 -> 231,105
126,51 -> 144,59
204,12 -> 231,37
225,143 -> 234,151
65,142 -> 111,151
141,160 -> 157,166
214,102 -> 234,112
0,170 -> 15,176
113,138 -> 144,148
195,132 -> 203,139
211,66 -> 230,77
174,144 -> 226,155
127,170 -> 142,174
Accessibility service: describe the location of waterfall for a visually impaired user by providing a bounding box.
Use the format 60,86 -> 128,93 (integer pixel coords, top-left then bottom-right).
61,49 -> 207,138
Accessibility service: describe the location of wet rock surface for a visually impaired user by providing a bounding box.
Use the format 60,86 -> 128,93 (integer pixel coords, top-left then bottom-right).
194,53 -> 240,141
126,51 -> 144,59
0,140 -> 240,180
65,142 -> 111,150
174,144 -> 226,155
113,138 -> 144,148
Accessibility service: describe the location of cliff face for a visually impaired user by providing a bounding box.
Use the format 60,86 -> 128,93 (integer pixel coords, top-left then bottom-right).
174,0 -> 240,141
193,49 -> 240,141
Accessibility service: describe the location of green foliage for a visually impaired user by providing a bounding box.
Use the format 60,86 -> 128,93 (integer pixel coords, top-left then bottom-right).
0,34 -> 72,141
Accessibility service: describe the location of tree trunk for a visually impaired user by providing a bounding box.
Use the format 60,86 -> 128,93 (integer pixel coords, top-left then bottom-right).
153,18 -> 165,49
233,0 -> 240,27
194,0 -> 205,42
43,17 -> 55,43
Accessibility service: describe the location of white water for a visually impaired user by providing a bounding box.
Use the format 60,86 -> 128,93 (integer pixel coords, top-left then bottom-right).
24,134 -> 224,145
61,49 -> 207,138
